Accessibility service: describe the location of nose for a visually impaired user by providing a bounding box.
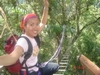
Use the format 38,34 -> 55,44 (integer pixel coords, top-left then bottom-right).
32,24 -> 39,30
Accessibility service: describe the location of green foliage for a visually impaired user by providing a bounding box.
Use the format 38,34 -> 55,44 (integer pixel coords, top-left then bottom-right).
87,0 -> 95,6
0,0 -> 100,74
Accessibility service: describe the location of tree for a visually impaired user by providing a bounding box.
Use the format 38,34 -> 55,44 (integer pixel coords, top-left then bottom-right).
0,0 -> 100,74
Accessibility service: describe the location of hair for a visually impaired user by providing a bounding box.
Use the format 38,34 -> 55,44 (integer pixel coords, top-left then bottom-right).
20,13 -> 38,30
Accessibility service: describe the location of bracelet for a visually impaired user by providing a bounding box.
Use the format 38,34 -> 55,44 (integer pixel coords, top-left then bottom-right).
44,7 -> 48,10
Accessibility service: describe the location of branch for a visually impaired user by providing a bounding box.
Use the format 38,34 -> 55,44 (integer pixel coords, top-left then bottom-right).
64,17 -> 100,55
80,17 -> 100,33
72,17 -> 100,44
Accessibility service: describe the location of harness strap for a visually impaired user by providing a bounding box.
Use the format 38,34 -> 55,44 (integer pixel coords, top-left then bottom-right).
20,36 -> 33,65
22,63 -> 39,69
19,36 -> 40,74
20,70 -> 27,75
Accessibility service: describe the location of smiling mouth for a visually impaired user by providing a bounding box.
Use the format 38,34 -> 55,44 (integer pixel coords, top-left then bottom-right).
33,31 -> 38,34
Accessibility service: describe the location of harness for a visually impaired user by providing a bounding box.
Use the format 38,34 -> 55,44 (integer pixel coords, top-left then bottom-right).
19,36 -> 40,75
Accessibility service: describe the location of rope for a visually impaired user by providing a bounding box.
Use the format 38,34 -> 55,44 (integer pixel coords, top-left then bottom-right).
40,25 -> 66,67
0,7 -> 17,42
48,25 -> 66,62
0,24 -> 6,38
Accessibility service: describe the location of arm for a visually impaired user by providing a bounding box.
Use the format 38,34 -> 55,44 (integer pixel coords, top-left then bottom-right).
38,0 -> 49,33
0,46 -> 23,66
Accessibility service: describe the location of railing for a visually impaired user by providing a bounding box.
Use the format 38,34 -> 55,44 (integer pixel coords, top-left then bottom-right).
78,54 -> 100,75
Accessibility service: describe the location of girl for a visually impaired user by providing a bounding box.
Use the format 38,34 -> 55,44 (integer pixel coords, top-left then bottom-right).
0,0 -> 59,75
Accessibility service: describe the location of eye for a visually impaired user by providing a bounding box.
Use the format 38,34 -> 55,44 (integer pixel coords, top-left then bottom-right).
30,23 -> 34,26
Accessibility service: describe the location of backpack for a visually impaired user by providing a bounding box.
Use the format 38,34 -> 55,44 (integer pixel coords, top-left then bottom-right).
4,34 -> 40,74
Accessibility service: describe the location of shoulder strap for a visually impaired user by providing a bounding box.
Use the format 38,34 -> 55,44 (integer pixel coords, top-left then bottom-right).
34,35 -> 40,48
21,36 -> 33,65
20,35 -> 40,65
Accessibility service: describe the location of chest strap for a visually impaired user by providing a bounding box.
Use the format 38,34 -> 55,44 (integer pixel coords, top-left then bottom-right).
22,62 -> 39,69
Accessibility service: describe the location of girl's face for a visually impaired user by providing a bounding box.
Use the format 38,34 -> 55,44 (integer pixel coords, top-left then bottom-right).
24,18 -> 40,38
